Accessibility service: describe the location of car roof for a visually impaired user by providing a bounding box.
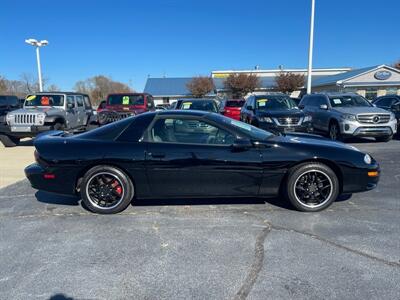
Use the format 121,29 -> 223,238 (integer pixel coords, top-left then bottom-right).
177,98 -> 216,102
156,110 -> 209,117
33,92 -> 90,97
310,92 -> 360,97
107,93 -> 150,96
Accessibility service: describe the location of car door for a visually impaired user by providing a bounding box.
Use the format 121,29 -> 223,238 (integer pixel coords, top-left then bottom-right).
65,95 -> 79,129
144,116 -> 263,197
301,95 -> 318,124
314,96 -> 331,131
75,95 -> 86,127
375,97 -> 395,111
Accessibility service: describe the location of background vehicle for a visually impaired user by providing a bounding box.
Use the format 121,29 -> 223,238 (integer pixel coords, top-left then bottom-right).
299,93 -> 397,142
240,93 -> 313,133
97,100 -> 107,112
2,92 -> 95,147
155,104 -> 170,110
373,95 -> 400,135
26,110 -> 379,214
0,95 -> 23,146
97,93 -> 155,125
171,98 -> 219,113
219,99 -> 245,120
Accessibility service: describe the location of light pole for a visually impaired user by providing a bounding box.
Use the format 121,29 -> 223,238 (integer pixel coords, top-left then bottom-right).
25,38 -> 49,92
306,0 -> 315,94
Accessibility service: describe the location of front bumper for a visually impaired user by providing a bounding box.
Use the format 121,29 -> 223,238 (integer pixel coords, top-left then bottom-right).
2,125 -> 55,138
259,121 -> 314,133
342,163 -> 380,194
340,119 -> 397,137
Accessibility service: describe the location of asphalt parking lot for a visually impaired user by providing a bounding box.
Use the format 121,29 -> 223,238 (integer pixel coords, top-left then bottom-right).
0,139 -> 399,300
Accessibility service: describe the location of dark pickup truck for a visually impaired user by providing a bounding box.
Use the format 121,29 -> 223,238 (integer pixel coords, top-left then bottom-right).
0,95 -> 23,146
97,93 -> 155,125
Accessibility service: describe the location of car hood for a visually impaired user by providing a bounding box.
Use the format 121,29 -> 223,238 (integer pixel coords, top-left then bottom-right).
269,132 -> 361,152
7,107 -> 64,115
256,109 -> 304,118
332,106 -> 390,115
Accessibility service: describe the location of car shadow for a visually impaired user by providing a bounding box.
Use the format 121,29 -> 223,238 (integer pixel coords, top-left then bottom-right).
35,191 -> 353,212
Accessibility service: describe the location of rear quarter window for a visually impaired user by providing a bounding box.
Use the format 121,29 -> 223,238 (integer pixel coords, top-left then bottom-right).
117,113 -> 155,142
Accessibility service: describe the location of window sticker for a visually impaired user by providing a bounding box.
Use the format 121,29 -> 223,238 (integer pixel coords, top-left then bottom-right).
122,96 -> 130,105
332,99 -> 342,104
40,96 -> 50,105
26,95 -> 36,101
182,102 -> 192,109
257,99 -> 268,107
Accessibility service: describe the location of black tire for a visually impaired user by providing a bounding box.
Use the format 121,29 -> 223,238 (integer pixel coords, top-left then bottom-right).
98,112 -> 110,125
375,135 -> 392,142
80,165 -> 134,214
285,163 -> 340,212
53,123 -> 65,131
328,121 -> 342,141
0,134 -> 20,147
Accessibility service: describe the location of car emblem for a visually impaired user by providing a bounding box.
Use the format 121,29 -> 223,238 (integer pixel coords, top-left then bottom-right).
286,117 -> 292,124
373,115 -> 380,123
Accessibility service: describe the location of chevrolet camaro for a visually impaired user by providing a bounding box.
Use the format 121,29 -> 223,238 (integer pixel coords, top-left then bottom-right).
25,110 -> 380,214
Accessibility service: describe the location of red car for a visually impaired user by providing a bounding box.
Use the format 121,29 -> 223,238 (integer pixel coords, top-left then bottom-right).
219,99 -> 245,120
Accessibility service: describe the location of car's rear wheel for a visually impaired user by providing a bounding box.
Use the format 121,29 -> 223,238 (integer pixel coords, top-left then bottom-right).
53,123 -> 65,131
80,165 -> 134,214
375,135 -> 392,142
0,134 -> 20,147
285,163 -> 339,212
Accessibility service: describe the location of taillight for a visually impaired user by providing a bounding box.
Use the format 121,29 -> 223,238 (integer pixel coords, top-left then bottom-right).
43,173 -> 56,179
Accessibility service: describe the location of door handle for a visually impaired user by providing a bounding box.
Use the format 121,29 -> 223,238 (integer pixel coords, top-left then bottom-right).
148,152 -> 165,158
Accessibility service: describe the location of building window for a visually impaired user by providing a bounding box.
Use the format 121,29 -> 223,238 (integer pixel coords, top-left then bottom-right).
386,87 -> 397,95
162,97 -> 170,104
365,88 -> 378,101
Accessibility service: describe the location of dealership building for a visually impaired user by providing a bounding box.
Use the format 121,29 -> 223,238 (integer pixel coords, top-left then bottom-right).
144,64 -> 400,104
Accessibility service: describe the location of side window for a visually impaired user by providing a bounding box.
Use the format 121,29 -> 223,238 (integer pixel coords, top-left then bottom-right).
149,118 -> 235,145
67,96 -> 76,108
84,96 -> 91,109
146,95 -> 155,109
299,96 -> 309,106
315,96 -> 327,106
76,95 -> 84,107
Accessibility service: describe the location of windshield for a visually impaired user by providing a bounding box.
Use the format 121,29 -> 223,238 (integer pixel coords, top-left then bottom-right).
255,96 -> 298,110
108,94 -> 144,106
209,114 -> 274,140
24,94 -> 65,107
180,100 -> 218,113
329,95 -> 372,107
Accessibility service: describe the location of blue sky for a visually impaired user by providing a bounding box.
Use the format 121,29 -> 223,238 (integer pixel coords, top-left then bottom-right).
1,0 -> 399,91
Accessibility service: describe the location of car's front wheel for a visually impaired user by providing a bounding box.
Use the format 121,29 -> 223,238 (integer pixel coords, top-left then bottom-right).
80,165 -> 134,214
285,163 -> 340,212
328,121 -> 342,141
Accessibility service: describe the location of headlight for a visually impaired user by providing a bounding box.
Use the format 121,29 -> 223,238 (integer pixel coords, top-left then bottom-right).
37,113 -> 46,125
259,117 -> 273,123
303,115 -> 312,122
6,114 -> 13,123
364,154 -> 372,164
341,114 -> 357,121
390,113 -> 396,121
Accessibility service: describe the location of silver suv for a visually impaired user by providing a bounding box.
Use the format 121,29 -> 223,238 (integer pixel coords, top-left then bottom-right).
2,92 -> 94,147
299,93 -> 397,142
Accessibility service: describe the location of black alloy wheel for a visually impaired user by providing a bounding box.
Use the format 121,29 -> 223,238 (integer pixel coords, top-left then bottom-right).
81,165 -> 134,214
285,163 -> 339,212
329,122 -> 342,141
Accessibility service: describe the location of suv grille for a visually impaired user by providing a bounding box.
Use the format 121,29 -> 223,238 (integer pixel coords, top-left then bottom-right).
13,114 -> 37,125
357,114 -> 390,124
109,113 -> 134,122
276,117 -> 301,126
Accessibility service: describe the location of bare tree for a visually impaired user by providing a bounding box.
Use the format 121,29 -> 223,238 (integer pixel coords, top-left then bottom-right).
224,73 -> 260,98
74,75 -> 133,105
0,76 -> 7,93
186,76 -> 215,98
393,60 -> 400,70
275,72 -> 305,94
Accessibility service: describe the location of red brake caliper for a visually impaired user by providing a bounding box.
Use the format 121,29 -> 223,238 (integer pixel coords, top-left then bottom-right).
111,180 -> 122,195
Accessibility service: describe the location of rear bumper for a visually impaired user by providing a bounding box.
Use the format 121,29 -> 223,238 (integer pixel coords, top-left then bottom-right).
25,163 -> 77,195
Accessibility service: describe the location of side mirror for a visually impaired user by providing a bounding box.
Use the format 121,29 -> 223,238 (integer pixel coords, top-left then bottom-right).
298,104 -> 305,109
67,103 -> 74,109
319,104 -> 328,110
232,138 -> 252,151
246,105 -> 254,111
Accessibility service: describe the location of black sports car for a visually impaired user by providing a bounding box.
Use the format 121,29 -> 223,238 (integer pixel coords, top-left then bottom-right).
25,110 -> 380,214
